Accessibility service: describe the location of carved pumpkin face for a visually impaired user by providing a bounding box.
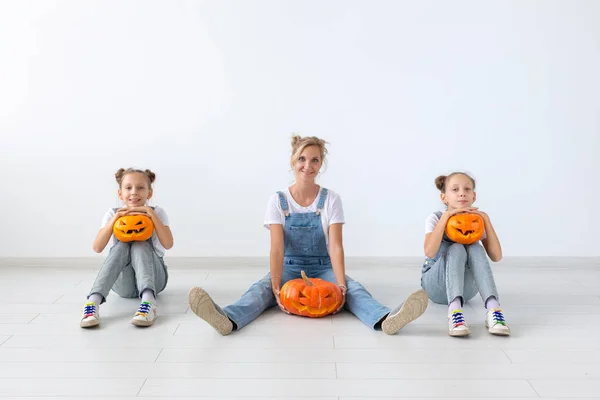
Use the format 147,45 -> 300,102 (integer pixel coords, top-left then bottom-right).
445,213 -> 485,244
113,215 -> 154,242
280,271 -> 343,318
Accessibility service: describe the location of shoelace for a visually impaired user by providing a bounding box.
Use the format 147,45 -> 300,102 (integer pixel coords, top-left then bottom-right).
83,303 -> 96,318
135,301 -> 151,317
491,309 -> 507,325
450,310 -> 466,327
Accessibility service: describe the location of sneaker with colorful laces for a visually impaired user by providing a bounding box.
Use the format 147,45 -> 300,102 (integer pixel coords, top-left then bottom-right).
80,301 -> 100,328
448,309 -> 470,337
485,308 -> 510,336
131,301 -> 157,327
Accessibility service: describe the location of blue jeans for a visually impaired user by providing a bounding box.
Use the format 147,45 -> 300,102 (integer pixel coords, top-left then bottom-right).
88,240 -> 168,303
223,260 -> 390,330
421,241 -> 499,306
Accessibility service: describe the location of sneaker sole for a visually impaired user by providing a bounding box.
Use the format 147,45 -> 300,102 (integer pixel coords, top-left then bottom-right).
485,321 -> 511,336
382,288 -> 429,335
131,316 -> 157,327
449,327 -> 471,337
80,318 -> 99,328
188,287 -> 233,336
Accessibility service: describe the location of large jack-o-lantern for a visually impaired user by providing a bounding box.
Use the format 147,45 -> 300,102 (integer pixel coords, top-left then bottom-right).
280,271 -> 343,318
113,215 -> 154,242
445,213 -> 485,244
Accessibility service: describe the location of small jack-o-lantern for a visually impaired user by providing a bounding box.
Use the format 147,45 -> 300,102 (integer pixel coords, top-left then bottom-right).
113,215 -> 154,242
445,213 -> 485,244
280,270 -> 343,318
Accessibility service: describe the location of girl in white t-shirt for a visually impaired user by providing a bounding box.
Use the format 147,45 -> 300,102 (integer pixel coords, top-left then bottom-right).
421,172 -> 510,337
80,168 -> 173,328
188,135 -> 428,335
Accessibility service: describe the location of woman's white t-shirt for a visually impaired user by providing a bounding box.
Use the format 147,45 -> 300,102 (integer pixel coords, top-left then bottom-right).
263,188 -> 345,249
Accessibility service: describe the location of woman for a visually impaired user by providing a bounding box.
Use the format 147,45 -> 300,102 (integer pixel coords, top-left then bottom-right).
188,135 -> 428,335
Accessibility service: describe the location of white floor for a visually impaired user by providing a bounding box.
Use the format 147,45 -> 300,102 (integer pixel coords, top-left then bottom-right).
0,257 -> 599,399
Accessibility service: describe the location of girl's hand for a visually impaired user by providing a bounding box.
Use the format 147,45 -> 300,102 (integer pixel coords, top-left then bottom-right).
442,207 -> 479,220
332,284 -> 347,314
118,206 -> 152,215
470,209 -> 490,221
115,209 -> 130,218
272,287 -> 291,315
111,208 -> 131,223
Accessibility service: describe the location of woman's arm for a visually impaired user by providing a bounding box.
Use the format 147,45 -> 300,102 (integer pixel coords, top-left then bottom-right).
328,223 -> 346,287
269,224 -> 290,313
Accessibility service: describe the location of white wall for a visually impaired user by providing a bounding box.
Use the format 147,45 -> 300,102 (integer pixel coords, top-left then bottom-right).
1,0 -> 598,257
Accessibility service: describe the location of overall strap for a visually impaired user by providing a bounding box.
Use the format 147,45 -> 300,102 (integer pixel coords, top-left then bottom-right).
277,191 -> 290,217
316,188 -> 328,215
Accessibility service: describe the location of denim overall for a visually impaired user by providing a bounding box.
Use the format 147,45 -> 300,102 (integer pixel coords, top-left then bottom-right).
223,188 -> 390,330
88,207 -> 168,303
421,211 -> 498,305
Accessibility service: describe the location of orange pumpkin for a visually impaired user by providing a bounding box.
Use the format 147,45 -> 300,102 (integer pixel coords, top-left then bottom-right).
113,215 -> 154,242
280,271 -> 343,318
445,213 -> 485,244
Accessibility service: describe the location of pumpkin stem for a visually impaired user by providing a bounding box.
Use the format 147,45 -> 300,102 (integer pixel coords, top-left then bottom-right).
301,270 -> 313,286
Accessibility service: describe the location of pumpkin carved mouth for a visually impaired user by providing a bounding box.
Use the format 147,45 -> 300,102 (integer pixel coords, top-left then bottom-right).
124,221 -> 150,235
287,300 -> 339,315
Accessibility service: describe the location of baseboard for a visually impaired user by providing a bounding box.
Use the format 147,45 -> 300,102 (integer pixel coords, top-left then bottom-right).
0,256 -> 598,269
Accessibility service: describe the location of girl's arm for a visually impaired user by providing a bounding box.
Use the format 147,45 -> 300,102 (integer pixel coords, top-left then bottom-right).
478,213 -> 502,262
423,215 -> 449,259
93,211 -> 126,253
145,208 -> 173,250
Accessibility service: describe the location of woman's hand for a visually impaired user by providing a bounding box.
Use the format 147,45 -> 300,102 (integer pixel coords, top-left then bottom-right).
272,287 -> 291,315
332,284 -> 347,314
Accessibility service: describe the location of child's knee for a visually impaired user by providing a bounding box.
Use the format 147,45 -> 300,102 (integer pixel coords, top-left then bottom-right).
130,240 -> 152,254
446,243 -> 467,264
111,240 -> 130,253
466,243 -> 489,264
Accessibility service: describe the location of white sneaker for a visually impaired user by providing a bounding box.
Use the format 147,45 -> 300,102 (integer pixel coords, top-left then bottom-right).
448,309 -> 470,337
131,301 -> 158,327
80,302 -> 100,328
485,308 -> 511,336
